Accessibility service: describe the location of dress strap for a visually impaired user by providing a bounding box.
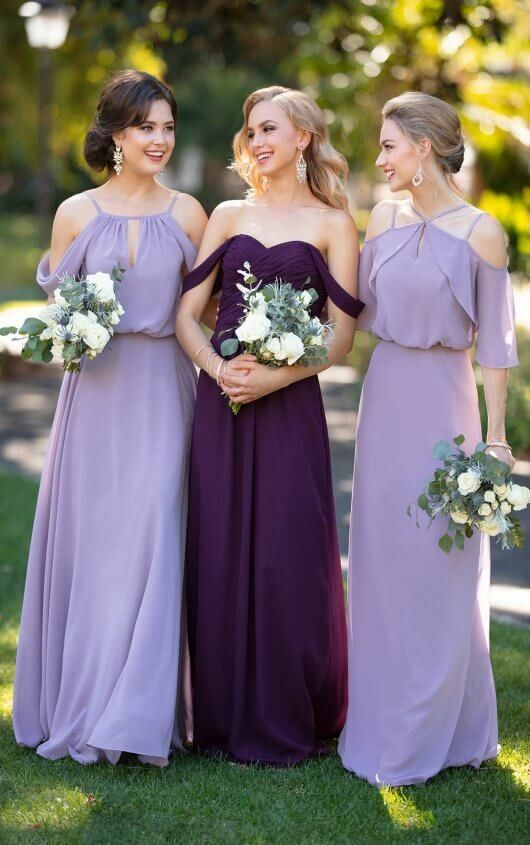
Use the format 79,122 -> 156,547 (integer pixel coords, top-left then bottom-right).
84,192 -> 103,214
464,212 -> 485,240
165,192 -> 181,215
182,238 -> 235,296
391,201 -> 398,228
310,247 -> 364,319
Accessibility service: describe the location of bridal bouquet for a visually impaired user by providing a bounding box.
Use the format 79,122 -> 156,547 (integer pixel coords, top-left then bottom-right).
409,434 -> 529,553
219,261 -> 333,414
0,265 -> 124,373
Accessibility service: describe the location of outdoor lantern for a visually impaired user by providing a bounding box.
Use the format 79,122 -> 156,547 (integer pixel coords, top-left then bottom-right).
18,1 -> 75,50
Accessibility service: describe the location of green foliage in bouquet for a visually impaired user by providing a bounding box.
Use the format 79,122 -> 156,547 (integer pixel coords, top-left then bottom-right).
409,435 -> 528,554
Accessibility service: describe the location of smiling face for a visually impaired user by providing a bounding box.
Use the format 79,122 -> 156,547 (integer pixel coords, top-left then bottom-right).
246,99 -> 308,180
376,118 -> 429,191
113,99 -> 175,176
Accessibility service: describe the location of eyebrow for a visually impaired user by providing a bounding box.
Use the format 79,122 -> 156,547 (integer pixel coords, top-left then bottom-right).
248,120 -> 278,130
380,139 -> 394,144
140,120 -> 174,125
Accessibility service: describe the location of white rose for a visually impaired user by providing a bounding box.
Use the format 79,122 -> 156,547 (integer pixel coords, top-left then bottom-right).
109,311 -> 121,326
457,469 -> 481,496
500,501 -> 512,515
86,272 -> 116,303
53,288 -> 68,307
478,503 -> 492,517
86,310 -> 98,323
506,484 -> 529,511
40,326 -> 54,340
279,332 -> 305,365
39,304 -> 63,326
84,323 -> 110,353
493,483 -> 508,500
483,490 -> 496,504
451,510 -> 470,525
235,313 -> 271,343
478,517 -> 502,537
68,312 -> 92,338
309,335 -> 323,346
50,342 -> 64,359
299,311 -> 310,323
265,336 -> 284,359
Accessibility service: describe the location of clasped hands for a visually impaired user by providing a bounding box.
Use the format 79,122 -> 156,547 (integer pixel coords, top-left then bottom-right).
219,354 -> 285,405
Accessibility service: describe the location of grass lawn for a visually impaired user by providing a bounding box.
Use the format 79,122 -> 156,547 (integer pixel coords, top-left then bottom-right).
0,472 -> 529,844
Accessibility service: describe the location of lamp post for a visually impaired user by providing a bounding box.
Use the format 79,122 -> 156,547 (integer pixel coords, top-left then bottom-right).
18,1 -> 75,247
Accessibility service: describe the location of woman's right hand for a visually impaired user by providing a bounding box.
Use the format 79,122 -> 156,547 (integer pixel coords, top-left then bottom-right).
220,354 -> 257,385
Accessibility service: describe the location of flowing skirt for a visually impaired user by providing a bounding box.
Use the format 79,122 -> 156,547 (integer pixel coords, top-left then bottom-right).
186,372 -> 347,765
339,341 -> 498,786
13,333 -> 196,765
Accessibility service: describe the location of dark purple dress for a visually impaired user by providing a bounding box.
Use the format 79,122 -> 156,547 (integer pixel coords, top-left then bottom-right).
182,235 -> 364,765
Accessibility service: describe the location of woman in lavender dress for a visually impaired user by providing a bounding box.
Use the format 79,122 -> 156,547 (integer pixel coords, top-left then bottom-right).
176,86 -> 363,765
13,71 -> 208,765
339,93 -> 518,786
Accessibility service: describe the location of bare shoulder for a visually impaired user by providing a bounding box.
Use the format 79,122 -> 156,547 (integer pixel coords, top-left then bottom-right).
171,192 -> 208,247
207,199 -> 247,235
364,200 -> 399,240
468,212 -> 508,268
52,192 -> 96,242
324,207 -> 358,235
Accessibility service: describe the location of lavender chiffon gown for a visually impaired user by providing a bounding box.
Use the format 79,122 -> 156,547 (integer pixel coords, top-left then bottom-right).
182,234 -> 364,765
13,193 -> 198,765
339,201 -> 518,786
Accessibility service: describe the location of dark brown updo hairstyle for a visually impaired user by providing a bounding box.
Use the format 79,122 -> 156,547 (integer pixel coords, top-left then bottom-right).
84,70 -> 178,174
382,91 -> 465,195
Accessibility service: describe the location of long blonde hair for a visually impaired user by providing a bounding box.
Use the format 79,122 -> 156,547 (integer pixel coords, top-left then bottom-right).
231,86 -> 350,211
382,92 -> 465,195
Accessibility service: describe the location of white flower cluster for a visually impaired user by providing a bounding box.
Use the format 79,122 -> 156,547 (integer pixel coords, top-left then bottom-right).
32,269 -> 124,372
414,437 -> 529,552
228,262 -> 331,367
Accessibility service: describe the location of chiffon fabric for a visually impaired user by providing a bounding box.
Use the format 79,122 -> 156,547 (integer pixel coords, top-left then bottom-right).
13,193 -> 198,765
339,201 -> 518,786
183,234 -> 364,765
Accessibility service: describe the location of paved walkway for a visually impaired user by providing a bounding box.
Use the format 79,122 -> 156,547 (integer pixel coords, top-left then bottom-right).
1,361 -> 529,625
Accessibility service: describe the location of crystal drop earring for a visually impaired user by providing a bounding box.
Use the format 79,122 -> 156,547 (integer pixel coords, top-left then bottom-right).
295,147 -> 307,184
411,161 -> 423,188
113,144 -> 124,176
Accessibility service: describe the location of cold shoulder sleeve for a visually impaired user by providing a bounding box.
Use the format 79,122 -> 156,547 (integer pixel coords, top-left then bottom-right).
36,217 -> 104,294
310,247 -> 364,319
475,258 -> 518,368
182,238 -> 234,296
355,239 -> 377,332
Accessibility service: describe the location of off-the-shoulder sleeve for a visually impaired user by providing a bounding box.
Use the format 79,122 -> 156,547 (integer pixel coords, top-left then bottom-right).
310,247 -> 364,319
475,259 -> 518,368
36,217 -> 103,294
182,238 -> 234,296
355,239 -> 378,332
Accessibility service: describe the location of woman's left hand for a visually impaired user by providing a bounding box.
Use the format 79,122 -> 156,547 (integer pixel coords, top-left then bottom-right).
485,444 -> 516,473
220,362 -> 286,405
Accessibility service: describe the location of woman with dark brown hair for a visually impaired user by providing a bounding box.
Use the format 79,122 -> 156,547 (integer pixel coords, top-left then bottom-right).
13,70 -> 207,765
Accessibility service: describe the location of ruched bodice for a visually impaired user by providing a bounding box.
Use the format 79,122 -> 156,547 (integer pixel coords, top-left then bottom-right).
37,193 -> 198,338
357,203 -> 518,369
183,234 -> 364,351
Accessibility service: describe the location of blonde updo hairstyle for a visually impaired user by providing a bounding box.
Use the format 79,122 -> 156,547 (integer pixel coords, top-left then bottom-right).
382,92 -> 465,195
231,86 -> 350,211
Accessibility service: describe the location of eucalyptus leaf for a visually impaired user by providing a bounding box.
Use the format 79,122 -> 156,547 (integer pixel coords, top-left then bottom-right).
0,326 -> 18,335
439,534 -> 453,554
453,433 -> 465,447
220,338 -> 239,357
454,531 -> 465,551
433,440 -> 451,460
19,317 -> 47,336
417,493 -> 429,511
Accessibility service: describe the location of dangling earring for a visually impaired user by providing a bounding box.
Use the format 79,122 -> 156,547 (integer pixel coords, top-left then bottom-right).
296,147 -> 307,184
411,161 -> 423,187
113,144 -> 124,175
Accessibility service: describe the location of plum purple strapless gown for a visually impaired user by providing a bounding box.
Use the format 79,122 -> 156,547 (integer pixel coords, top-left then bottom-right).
182,234 -> 364,765
13,193 -> 198,765
339,201 -> 519,786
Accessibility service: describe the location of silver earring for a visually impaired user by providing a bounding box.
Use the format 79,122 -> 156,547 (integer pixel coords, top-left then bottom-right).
296,148 -> 307,184
113,144 -> 124,175
411,161 -> 423,187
